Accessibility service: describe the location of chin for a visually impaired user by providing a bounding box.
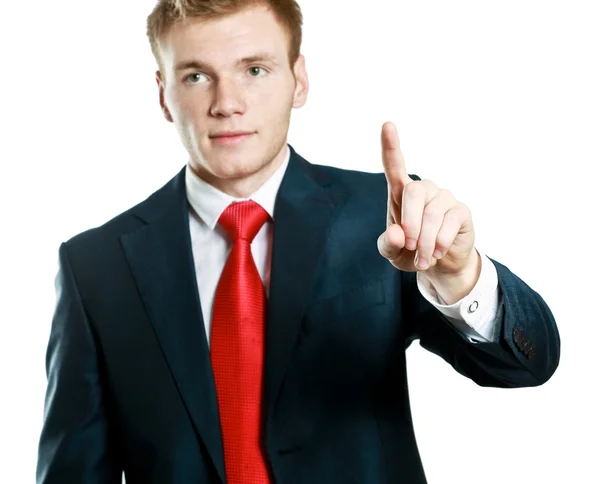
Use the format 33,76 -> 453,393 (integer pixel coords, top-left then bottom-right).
211,158 -> 267,179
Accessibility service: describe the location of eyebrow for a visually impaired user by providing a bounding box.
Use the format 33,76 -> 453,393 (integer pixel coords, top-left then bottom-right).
175,53 -> 279,72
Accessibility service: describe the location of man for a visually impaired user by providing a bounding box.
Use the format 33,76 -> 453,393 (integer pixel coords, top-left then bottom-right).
36,1 -> 560,483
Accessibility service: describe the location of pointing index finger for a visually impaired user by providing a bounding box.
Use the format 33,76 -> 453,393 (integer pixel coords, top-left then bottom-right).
381,121 -> 412,190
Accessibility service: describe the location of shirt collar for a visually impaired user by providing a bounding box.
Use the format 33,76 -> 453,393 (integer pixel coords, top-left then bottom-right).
185,144 -> 290,230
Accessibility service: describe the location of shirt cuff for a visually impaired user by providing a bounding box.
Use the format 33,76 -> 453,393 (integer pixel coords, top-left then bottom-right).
416,249 -> 500,343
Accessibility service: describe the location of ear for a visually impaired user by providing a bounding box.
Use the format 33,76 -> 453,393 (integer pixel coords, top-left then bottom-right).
156,70 -> 174,123
291,54 -> 309,109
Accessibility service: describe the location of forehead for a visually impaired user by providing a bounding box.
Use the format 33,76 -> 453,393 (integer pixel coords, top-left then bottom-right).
158,5 -> 289,69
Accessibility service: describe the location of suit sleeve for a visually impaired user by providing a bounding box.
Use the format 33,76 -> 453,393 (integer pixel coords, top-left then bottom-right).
402,256 -> 560,388
36,243 -> 122,483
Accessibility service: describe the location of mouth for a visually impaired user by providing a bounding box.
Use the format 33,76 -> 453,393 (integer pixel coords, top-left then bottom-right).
209,131 -> 255,146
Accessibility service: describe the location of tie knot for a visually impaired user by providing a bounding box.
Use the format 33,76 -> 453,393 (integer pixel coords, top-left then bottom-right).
218,200 -> 269,243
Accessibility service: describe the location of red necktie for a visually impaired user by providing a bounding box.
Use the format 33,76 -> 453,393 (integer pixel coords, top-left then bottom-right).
210,200 -> 271,483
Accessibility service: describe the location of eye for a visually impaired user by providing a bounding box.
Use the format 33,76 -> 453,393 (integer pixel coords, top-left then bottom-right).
248,66 -> 267,77
185,73 -> 207,84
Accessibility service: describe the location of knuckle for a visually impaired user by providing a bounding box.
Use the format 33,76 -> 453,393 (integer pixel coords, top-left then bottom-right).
446,207 -> 463,222
423,205 -> 443,220
422,179 -> 438,191
401,221 -> 418,236
403,182 -> 422,197
438,188 -> 453,200
450,206 -> 469,225
435,239 -> 450,253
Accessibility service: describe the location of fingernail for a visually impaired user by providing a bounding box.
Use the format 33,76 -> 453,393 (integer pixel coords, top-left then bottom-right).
406,238 -> 417,250
417,257 -> 429,270
433,249 -> 443,259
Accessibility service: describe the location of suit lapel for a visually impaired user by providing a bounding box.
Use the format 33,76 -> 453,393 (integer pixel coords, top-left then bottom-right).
264,146 -> 350,426
120,170 -> 226,483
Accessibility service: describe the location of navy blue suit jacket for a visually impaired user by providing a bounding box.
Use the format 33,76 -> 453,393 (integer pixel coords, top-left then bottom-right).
37,145 -> 560,483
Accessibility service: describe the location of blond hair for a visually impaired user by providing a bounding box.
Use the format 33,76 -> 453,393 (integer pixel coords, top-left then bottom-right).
147,0 -> 303,74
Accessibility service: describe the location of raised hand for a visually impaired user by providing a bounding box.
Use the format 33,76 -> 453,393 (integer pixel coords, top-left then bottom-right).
377,121 -> 478,282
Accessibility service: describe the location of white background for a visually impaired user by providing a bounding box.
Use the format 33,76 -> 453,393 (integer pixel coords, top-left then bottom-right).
1,0 -> 598,482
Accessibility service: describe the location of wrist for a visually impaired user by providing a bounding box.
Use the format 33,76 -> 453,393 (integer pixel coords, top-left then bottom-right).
424,249 -> 481,305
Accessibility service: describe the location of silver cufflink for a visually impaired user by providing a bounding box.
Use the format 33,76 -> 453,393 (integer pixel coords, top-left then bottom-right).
468,301 -> 479,313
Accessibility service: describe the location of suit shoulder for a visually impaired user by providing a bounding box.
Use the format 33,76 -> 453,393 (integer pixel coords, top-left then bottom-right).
309,162 -> 421,198
63,167 -> 184,253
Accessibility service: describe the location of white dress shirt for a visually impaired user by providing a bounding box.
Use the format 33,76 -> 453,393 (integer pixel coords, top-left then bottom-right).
185,144 -> 501,348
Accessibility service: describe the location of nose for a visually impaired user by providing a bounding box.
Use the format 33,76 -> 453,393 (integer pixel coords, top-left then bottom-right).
210,78 -> 246,117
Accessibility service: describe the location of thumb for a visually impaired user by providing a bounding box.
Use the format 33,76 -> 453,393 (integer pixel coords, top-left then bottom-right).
377,225 -> 405,260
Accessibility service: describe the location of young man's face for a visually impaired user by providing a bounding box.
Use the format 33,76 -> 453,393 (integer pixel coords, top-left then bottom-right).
156,5 -> 308,197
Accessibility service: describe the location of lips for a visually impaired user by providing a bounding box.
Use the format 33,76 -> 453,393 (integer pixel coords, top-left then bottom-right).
209,131 -> 254,146
210,131 -> 253,138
